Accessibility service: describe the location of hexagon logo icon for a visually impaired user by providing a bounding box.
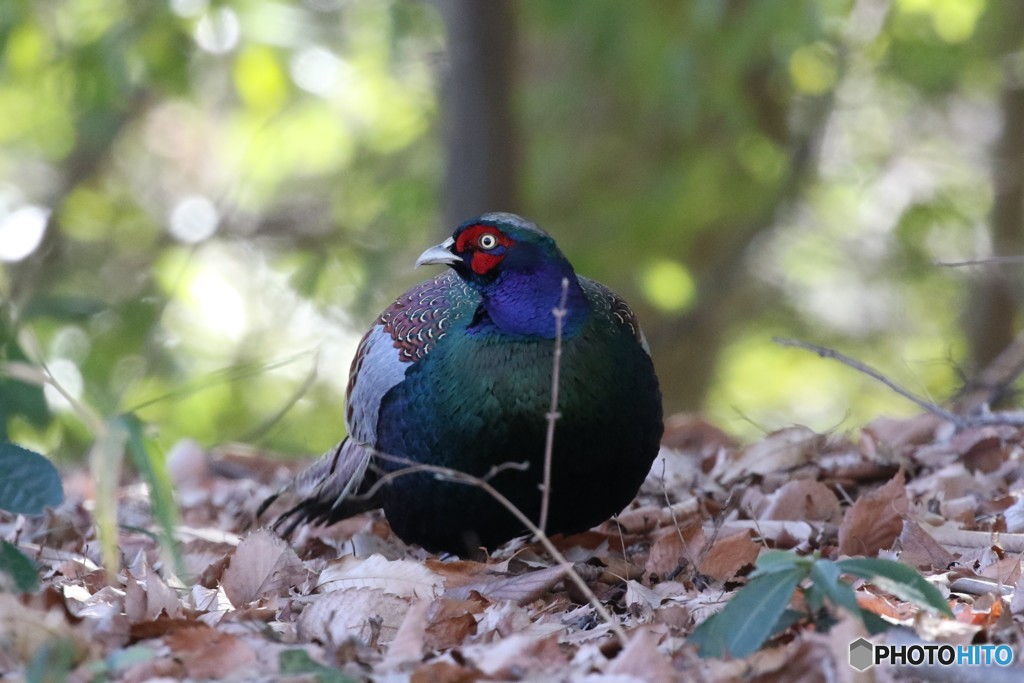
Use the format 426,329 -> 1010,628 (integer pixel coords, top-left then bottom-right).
849,638 -> 874,671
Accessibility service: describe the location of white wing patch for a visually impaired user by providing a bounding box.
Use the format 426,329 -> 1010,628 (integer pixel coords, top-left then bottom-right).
346,324 -> 409,445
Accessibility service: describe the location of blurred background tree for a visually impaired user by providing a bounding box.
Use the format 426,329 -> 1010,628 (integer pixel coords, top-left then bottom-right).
1,0 -> 1021,461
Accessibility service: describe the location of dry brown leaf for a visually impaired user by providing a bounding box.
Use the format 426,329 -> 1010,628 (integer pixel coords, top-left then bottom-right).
661,413 -> 739,454
915,612 -> 982,645
411,659 -> 482,683
125,564 -> 183,623
1004,495 -> 1024,533
977,554 -> 1021,584
861,413 -> 944,456
646,524 -> 703,579
424,557 -> 492,586
623,580 -> 662,615
465,633 -> 566,679
1010,573 -> 1024,616
605,627 -> 675,683
424,598 -> 481,650
698,530 -> 760,583
446,565 -> 564,605
760,479 -> 841,524
745,635 -> 842,683
383,598 -> 431,668
297,587 -> 412,646
474,600 -> 533,639
165,624 -> 259,679
317,553 -> 443,599
614,500 -> 700,534
897,520 -> 955,570
0,593 -> 92,668
221,529 -> 303,607
712,425 -> 826,485
717,519 -> 818,547
838,469 -> 908,556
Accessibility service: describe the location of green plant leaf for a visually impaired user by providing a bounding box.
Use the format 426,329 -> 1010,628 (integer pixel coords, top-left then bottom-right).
836,558 -> 953,617
25,637 -> 78,682
120,414 -> 185,579
0,540 -> 39,592
749,549 -> 804,577
811,559 -> 862,616
279,649 -> 356,683
0,442 -> 64,514
690,567 -> 804,658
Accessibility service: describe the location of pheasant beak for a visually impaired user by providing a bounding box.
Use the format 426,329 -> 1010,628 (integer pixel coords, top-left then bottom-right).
416,237 -> 461,268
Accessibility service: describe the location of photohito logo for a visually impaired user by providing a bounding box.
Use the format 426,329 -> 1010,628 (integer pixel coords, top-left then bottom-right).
848,637 -> 1014,671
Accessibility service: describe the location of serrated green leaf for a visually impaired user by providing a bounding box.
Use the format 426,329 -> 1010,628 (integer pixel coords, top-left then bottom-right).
811,559 -> 862,616
690,567 -> 803,658
836,558 -> 953,617
0,540 -> 39,592
0,442 -> 64,514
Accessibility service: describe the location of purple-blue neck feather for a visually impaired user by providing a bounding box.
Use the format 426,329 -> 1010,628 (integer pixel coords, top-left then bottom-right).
471,257 -> 589,338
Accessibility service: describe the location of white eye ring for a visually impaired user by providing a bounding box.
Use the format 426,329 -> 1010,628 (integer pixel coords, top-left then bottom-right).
478,233 -> 499,250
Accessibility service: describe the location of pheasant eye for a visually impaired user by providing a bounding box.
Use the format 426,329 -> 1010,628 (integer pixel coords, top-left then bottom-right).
478,233 -> 499,250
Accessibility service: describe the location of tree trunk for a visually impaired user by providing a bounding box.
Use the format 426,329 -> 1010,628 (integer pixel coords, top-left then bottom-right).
437,0 -> 520,229
963,14 -> 1024,394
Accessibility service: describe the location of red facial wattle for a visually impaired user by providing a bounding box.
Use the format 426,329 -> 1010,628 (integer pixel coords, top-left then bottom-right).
455,225 -> 513,275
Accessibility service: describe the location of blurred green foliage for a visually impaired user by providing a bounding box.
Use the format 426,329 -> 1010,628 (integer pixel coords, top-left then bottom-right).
0,0 -> 1020,463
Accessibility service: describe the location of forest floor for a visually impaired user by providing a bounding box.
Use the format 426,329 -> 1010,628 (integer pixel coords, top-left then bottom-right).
3,411 -> 1024,681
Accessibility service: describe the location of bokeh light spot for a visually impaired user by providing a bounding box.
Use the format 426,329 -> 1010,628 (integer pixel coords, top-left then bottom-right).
169,195 -> 219,244
789,42 -> 838,95
291,46 -> 344,96
195,7 -> 239,54
0,205 -> 49,261
640,259 -> 696,313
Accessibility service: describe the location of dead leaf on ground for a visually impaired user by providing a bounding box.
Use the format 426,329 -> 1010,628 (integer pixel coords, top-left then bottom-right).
317,553 -> 443,599
697,530 -> 760,583
221,529 -> 303,607
838,469 -> 908,556
446,564 -> 565,605
125,563 -> 183,623
297,587 -> 412,646
605,626 -> 675,683
760,479 -> 842,524
712,425 -> 826,485
898,520 -> 955,570
165,624 -> 259,679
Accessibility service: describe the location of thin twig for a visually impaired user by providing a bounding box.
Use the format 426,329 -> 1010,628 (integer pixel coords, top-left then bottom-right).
934,255 -> 1024,267
773,337 -> 966,427
540,277 -> 570,534
348,453 -> 530,504
774,338 -> 1024,428
278,443 -> 629,644
376,457 -> 629,644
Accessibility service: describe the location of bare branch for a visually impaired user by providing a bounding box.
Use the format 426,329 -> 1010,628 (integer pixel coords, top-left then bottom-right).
539,277 -> 570,534
933,255 -> 1024,267
354,448 -> 630,645
773,337 -> 1024,428
773,337 -> 966,426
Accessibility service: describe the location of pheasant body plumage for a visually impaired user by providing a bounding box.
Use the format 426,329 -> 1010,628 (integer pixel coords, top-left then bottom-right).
264,213 -> 663,554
